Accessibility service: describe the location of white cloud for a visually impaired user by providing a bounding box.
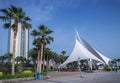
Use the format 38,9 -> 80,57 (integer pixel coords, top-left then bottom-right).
23,0 -> 81,22
0,0 -> 82,22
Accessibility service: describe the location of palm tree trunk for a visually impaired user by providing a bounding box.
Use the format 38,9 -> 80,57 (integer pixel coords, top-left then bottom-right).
42,55 -> 45,71
11,31 -> 17,75
33,59 -> 37,72
46,55 -> 49,71
39,43 -> 44,73
37,47 -> 41,73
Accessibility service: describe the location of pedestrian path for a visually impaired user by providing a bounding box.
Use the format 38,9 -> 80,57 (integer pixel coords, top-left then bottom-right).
16,71 -> 120,83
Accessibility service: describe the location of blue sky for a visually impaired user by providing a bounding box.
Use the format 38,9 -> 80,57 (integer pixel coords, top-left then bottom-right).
0,0 -> 120,59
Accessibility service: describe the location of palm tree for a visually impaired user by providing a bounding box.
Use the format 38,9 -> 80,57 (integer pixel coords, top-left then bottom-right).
31,25 -> 53,77
0,53 -> 13,73
61,50 -> 66,56
4,52 -> 13,62
0,5 -> 31,75
44,47 -> 56,71
16,56 -> 26,72
44,47 -> 51,71
31,30 -> 41,66
39,25 -> 53,75
0,55 -> 6,66
59,51 -> 67,64
28,48 -> 38,72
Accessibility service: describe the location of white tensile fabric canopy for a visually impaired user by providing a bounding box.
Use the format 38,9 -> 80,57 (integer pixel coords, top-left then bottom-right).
77,32 -> 112,65
58,39 -> 104,68
94,49 -> 112,65
58,31 -> 111,68
79,37 -> 112,65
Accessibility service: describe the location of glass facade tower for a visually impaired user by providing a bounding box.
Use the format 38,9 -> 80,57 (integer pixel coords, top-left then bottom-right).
9,20 -> 28,58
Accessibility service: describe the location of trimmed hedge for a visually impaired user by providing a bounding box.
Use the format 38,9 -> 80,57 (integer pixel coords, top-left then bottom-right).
105,67 -> 111,71
0,73 -> 35,79
0,72 -> 3,78
22,70 -> 33,75
0,70 -> 34,80
0,71 -> 48,80
106,68 -> 111,71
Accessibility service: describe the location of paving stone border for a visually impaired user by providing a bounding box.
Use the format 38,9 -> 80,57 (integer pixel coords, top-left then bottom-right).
0,77 -> 34,83
0,76 -> 51,83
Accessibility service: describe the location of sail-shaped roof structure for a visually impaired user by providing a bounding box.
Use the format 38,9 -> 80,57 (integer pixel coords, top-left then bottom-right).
58,31 -> 111,68
76,31 -> 112,65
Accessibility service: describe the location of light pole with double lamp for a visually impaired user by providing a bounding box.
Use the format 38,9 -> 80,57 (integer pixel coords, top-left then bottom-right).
78,57 -> 82,78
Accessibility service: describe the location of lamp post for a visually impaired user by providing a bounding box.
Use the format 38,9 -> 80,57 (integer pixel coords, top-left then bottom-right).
78,57 -> 82,78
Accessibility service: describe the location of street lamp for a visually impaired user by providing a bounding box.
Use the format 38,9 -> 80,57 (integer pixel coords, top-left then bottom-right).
78,57 -> 82,78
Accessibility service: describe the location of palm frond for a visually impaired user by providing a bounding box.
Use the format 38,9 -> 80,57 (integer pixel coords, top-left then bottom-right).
0,16 -> 9,21
3,23 -> 11,29
0,8 -> 11,21
24,16 -> 31,21
0,8 -> 9,15
21,21 -> 32,30
33,38 -> 42,47
10,5 -> 17,13
48,36 -> 54,41
46,29 -> 53,34
44,36 -> 54,45
31,29 -> 40,37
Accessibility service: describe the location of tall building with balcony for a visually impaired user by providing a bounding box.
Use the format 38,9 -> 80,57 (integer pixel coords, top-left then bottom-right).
9,20 -> 28,58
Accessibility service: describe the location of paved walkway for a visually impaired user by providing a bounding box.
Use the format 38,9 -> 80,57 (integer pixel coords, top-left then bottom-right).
17,71 -> 120,83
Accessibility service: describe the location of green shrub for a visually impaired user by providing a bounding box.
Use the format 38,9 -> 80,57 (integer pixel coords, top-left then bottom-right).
118,67 -> 120,70
114,67 -> 119,70
0,70 -> 50,80
21,70 -> 34,77
42,71 -> 47,76
0,74 -> 14,79
22,70 -> 33,74
105,67 -> 111,71
0,72 -> 35,79
0,72 -> 3,78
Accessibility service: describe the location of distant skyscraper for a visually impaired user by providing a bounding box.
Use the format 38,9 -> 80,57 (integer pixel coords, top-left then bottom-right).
9,20 -> 28,58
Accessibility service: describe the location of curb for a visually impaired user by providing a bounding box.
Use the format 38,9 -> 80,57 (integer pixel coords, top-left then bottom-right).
0,76 -> 51,83
0,77 -> 34,83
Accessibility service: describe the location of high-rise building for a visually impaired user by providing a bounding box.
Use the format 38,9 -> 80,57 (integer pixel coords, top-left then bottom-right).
9,20 -> 28,58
